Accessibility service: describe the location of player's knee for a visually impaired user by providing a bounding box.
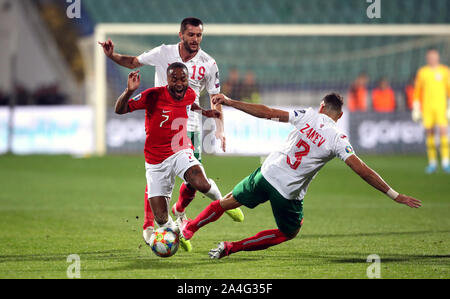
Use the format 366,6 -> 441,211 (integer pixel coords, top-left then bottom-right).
282,225 -> 301,240
184,166 -> 211,193
154,215 -> 168,226
152,208 -> 168,225
196,181 -> 211,194
426,129 -> 435,136
189,177 -> 211,193
283,229 -> 300,240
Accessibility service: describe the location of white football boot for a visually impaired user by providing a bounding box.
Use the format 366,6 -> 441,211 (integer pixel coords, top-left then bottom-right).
142,226 -> 154,245
171,204 -> 192,252
208,242 -> 231,259
171,203 -> 188,228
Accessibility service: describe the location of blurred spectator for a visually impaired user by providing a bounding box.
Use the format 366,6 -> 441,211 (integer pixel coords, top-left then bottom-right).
0,89 -> 8,106
0,85 -> 30,106
222,68 -> 242,100
347,72 -> 368,112
404,77 -> 415,110
0,85 -> 66,106
15,84 -> 31,106
372,78 -> 396,113
32,84 -> 66,105
240,71 -> 261,103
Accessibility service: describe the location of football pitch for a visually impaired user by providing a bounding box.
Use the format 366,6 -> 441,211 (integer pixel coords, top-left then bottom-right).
0,154 -> 448,279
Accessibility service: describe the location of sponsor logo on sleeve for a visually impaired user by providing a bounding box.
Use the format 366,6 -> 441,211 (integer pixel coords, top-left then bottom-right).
215,72 -> 220,89
294,110 -> 306,117
132,94 -> 142,101
345,146 -> 354,154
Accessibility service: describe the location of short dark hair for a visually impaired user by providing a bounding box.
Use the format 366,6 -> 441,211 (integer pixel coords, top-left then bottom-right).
180,17 -> 203,33
167,62 -> 188,74
322,93 -> 344,112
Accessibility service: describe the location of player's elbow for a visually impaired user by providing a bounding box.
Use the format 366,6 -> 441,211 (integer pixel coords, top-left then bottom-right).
266,108 -> 288,122
262,108 -> 278,120
114,105 -> 127,115
130,57 -> 142,69
347,156 -> 372,181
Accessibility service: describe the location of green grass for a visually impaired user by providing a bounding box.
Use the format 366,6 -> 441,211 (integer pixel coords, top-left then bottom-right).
0,154 -> 449,279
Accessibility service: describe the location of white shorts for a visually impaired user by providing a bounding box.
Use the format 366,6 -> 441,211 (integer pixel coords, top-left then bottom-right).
145,149 -> 202,198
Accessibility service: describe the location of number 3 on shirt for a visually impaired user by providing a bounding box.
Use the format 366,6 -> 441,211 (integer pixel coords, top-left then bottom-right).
287,139 -> 310,170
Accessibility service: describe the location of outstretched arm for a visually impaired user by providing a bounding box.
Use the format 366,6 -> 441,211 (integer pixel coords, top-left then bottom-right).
115,70 -> 141,114
212,94 -> 289,122
210,94 -> 226,152
98,39 -> 142,69
345,155 -> 422,208
191,103 -> 221,119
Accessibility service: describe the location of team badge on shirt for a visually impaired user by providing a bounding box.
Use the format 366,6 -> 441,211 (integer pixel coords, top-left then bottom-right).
215,72 -> 220,89
345,146 -> 354,154
132,94 -> 142,101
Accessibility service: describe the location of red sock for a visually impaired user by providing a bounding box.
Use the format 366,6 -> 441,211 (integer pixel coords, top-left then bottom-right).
143,185 -> 154,230
229,229 -> 289,254
186,200 -> 225,234
175,182 -> 197,213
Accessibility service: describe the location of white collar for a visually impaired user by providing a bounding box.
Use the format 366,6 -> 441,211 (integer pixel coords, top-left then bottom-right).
176,42 -> 201,63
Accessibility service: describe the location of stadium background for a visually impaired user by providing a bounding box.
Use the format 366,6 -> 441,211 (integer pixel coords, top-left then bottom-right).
0,0 -> 449,279
1,0 -> 449,156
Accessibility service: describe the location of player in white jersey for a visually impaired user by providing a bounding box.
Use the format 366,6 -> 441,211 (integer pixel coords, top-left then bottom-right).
180,93 -> 422,259
98,18 -> 244,247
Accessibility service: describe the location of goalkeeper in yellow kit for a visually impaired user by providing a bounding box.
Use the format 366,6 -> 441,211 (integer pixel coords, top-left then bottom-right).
412,48 -> 450,174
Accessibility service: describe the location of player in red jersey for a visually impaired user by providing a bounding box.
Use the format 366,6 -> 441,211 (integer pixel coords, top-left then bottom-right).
99,18 -> 244,244
114,63 -> 223,251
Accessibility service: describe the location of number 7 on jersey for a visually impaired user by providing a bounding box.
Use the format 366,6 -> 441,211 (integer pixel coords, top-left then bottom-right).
160,113 -> 170,127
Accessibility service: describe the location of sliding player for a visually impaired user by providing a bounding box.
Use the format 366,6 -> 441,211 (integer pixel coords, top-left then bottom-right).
181,93 -> 422,259
99,18 -> 244,244
412,48 -> 450,174
115,63 -> 224,251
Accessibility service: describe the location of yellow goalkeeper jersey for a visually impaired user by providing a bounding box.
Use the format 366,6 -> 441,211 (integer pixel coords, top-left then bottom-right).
414,64 -> 450,111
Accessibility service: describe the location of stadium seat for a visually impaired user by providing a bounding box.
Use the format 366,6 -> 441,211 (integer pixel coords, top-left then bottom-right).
85,0 -> 450,94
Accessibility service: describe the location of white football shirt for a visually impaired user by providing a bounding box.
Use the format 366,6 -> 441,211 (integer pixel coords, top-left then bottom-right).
261,108 -> 355,201
137,43 -> 221,132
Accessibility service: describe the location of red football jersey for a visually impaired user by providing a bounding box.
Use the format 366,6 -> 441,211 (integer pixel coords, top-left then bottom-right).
128,86 -> 196,164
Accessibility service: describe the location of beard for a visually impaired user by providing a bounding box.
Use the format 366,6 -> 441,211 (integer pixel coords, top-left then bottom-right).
182,40 -> 199,54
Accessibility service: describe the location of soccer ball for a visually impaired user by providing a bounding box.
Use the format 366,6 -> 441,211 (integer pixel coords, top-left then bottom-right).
149,227 -> 180,258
